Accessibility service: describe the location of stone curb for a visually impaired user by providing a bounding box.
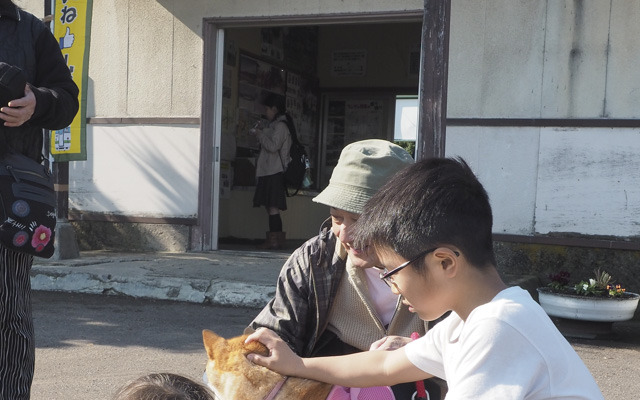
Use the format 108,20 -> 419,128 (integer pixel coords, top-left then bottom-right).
30,267 -> 275,308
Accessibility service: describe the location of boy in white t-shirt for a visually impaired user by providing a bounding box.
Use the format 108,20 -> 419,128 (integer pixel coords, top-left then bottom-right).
246,157 -> 604,399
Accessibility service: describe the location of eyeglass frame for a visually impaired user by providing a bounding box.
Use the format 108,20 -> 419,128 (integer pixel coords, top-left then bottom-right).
378,247 -> 460,287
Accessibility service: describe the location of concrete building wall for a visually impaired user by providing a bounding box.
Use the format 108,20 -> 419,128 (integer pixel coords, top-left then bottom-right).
445,1 -> 640,238
447,126 -> 640,238
85,0 -> 423,119
606,1 -> 640,117
446,126 -> 540,235
449,0 -> 547,118
86,0 -> 129,118
449,0 -> 640,119
71,0 -> 425,243
69,124 -> 200,217
534,128 -> 640,237
87,0 -> 203,118
18,0 -> 42,16
78,0 -> 640,120
65,0 -> 640,246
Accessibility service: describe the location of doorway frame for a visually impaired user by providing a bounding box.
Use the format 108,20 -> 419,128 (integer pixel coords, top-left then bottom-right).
193,10 -> 438,251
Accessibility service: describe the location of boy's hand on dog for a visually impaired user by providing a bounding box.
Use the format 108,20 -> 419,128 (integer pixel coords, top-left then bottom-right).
369,335 -> 412,351
245,328 -> 303,376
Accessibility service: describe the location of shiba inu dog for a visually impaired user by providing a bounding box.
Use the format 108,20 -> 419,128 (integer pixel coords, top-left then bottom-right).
202,329 -> 333,400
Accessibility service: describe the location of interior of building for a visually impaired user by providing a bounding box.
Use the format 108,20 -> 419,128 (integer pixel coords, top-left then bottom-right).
217,21 -> 424,247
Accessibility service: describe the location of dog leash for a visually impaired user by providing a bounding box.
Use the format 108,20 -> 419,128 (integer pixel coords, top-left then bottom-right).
411,332 -> 430,400
262,376 -> 288,400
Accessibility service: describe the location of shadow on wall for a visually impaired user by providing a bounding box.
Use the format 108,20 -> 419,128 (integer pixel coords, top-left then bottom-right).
155,0 -> 207,38
70,124 -> 198,217
71,221 -> 190,252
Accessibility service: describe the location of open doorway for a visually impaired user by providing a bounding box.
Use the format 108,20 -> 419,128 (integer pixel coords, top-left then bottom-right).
199,17 -> 423,251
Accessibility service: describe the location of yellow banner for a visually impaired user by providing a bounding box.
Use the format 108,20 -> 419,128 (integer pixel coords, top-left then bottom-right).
51,0 -> 93,161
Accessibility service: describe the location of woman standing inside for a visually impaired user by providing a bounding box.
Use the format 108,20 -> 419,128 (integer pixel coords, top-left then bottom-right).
251,94 -> 292,250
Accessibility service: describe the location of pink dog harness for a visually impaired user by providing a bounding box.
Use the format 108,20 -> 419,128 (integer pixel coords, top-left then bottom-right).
326,385 -> 396,400
262,377 -> 287,400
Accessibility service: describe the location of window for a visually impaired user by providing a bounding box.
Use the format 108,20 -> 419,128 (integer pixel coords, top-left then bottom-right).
394,96 -> 418,157
394,97 -> 418,141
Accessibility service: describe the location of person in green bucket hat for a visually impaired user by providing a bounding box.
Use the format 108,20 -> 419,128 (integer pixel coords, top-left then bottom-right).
244,139 -> 445,399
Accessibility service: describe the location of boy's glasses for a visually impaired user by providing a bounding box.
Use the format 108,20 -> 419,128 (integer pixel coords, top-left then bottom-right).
378,248 -> 460,287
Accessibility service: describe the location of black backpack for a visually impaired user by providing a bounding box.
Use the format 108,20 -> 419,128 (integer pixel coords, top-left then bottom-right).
275,114 -> 309,197
282,132 -> 309,197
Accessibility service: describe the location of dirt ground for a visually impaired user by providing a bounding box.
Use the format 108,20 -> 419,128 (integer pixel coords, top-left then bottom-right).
568,320 -> 640,399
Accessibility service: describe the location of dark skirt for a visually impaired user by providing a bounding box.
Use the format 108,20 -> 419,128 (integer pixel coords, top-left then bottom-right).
253,172 -> 287,211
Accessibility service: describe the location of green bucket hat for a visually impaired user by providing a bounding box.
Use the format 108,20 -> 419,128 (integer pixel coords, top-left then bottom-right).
312,139 -> 414,214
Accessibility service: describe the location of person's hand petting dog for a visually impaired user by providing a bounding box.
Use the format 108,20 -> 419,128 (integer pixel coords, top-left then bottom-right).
368,335 -> 412,351
245,327 -> 304,376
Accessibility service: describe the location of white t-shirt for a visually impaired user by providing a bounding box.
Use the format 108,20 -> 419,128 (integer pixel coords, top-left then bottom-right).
404,287 -> 603,399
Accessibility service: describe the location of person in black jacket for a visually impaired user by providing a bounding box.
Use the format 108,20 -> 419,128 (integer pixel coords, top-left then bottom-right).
0,1 -> 79,398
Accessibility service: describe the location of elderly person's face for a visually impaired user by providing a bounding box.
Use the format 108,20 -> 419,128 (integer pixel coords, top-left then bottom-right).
329,208 -> 378,268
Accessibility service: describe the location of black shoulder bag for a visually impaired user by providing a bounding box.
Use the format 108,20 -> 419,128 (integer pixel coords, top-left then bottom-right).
0,62 -> 57,258
0,152 -> 57,258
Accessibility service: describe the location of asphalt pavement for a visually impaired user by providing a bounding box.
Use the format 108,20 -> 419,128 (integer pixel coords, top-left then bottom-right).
30,248 -> 640,399
31,290 -> 258,400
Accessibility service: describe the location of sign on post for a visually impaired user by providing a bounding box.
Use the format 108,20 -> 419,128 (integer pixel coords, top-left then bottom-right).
51,0 -> 93,161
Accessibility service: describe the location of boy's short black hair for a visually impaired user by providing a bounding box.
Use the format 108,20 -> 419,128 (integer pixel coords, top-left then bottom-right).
353,157 -> 496,268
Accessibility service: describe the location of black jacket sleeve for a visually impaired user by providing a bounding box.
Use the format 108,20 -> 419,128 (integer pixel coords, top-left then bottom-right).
29,26 -> 79,130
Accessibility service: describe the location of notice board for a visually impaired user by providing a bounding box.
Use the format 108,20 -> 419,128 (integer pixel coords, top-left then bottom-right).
320,92 -> 395,186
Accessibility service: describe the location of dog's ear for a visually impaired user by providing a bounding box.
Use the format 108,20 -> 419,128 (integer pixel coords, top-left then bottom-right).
203,329 -> 222,360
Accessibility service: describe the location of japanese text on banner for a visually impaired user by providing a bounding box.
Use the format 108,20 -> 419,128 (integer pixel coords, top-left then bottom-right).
51,0 -> 92,161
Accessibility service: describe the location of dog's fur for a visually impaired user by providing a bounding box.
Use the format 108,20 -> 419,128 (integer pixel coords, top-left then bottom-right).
203,330 -> 333,400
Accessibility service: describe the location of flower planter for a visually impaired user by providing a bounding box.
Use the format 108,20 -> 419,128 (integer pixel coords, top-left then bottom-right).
537,287 -> 640,322
537,288 -> 640,339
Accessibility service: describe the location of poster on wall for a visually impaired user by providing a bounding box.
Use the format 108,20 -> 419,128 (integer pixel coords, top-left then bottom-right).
325,98 -> 385,165
238,54 -> 286,94
261,27 -> 318,75
236,54 -> 287,150
344,99 -> 384,143
261,28 -> 284,61
326,100 -> 346,166
321,94 -> 391,187
331,49 -> 367,77
219,160 -> 233,199
286,72 -> 318,147
50,0 -> 93,161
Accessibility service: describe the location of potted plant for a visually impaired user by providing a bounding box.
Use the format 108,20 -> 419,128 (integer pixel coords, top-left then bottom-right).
537,269 -> 640,338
